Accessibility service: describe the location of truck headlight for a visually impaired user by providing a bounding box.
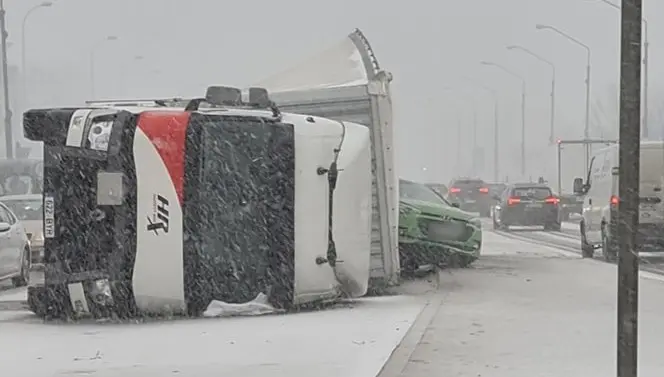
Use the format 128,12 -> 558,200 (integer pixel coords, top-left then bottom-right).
88,120 -> 113,151
90,279 -> 114,305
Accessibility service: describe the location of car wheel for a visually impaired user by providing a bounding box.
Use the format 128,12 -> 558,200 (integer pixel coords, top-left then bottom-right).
457,255 -> 478,268
11,248 -> 30,288
399,245 -> 419,276
544,221 -> 561,232
561,211 -> 570,222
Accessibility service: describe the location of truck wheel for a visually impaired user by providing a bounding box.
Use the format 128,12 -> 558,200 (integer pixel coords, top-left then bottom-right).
27,286 -> 47,318
581,236 -> 594,258
602,229 -> 618,262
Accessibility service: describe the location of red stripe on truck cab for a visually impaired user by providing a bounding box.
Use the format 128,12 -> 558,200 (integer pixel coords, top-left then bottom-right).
136,111 -> 191,205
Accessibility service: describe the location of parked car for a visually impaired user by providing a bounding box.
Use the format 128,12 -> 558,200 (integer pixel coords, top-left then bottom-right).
398,179 -> 482,273
1,194 -> 43,263
0,200 -> 31,287
492,183 -> 561,231
447,178 -> 493,217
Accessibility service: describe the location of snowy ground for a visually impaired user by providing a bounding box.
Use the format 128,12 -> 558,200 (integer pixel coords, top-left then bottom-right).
380,226 -> 664,377
5,220 -> 664,377
0,292 -> 429,377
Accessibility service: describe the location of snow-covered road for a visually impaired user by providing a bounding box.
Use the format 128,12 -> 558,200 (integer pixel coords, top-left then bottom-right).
382,227 -> 664,377
5,222 -> 664,377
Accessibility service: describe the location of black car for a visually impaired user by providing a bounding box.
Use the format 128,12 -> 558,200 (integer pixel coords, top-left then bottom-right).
492,183 -> 561,231
447,178 -> 493,217
558,193 -> 584,221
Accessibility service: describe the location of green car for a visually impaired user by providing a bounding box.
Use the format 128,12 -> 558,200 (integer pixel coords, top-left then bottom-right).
398,179 -> 482,272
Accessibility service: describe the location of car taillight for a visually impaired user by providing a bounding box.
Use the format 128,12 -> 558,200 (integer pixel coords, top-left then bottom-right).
610,195 -> 619,207
479,187 -> 489,193
545,196 -> 559,205
449,187 -> 461,193
507,197 -> 521,206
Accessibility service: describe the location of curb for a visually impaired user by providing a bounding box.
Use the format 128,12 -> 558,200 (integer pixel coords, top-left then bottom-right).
375,272 -> 446,377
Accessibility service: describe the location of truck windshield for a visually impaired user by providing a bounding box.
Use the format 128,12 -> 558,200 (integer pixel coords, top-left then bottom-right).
194,116 -> 295,304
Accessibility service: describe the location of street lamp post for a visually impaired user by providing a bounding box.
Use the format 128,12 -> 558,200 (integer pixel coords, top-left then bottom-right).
536,24 -> 592,175
89,35 -> 118,99
506,45 -> 556,145
21,1 -> 53,107
463,76 -> 500,181
481,61 -> 526,176
0,0 -> 13,158
593,0 -> 649,139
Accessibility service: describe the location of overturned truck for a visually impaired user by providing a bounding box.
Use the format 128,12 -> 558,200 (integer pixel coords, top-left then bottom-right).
23,86 -> 374,319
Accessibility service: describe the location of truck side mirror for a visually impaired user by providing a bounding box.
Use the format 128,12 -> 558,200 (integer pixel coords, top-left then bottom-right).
573,177 -> 584,194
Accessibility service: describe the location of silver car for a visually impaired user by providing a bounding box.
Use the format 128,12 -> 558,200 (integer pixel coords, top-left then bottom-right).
0,196 -> 31,287
1,194 -> 42,264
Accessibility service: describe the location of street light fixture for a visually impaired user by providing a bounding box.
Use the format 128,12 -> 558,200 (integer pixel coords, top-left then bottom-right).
21,1 -> 53,105
591,0 -> 649,139
462,76 -> 500,181
89,35 -> 118,99
535,24 -> 592,174
480,61 -> 527,176
506,45 -> 556,145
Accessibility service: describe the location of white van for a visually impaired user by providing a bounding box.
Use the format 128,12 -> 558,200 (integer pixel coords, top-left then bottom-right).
576,141 -> 664,260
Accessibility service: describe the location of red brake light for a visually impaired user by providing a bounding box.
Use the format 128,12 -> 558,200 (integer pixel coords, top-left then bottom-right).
545,196 -> 559,205
610,195 -> 619,207
449,187 -> 461,193
507,197 -> 521,206
479,187 -> 489,193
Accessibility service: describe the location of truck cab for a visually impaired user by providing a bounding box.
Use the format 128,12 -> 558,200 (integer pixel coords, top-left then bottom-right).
24,86 -> 373,319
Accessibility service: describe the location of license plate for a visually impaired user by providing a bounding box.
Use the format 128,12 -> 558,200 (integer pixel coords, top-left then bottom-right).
527,203 -> 542,208
44,195 -> 55,238
428,222 -> 466,241
465,199 -> 476,204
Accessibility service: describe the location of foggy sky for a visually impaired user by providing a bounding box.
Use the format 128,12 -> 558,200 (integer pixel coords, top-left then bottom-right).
7,0 -> 662,186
